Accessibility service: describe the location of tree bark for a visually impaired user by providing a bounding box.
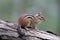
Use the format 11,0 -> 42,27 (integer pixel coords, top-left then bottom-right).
0,19 -> 60,40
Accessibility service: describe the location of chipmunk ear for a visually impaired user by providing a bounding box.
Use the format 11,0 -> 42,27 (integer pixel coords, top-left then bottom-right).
34,12 -> 42,17
38,12 -> 42,16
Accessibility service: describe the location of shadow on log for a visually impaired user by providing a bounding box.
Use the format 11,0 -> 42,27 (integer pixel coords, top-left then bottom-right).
0,19 -> 60,40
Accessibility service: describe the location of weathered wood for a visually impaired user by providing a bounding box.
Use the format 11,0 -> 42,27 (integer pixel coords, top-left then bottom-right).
0,19 -> 60,40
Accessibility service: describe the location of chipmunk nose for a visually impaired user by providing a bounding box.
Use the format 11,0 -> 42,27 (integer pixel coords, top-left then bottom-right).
44,17 -> 47,21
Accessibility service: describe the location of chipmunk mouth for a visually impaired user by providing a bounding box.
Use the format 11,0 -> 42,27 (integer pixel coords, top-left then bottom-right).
43,19 -> 46,22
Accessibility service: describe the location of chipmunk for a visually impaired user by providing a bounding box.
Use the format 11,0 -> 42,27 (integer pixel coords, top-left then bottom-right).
18,12 -> 46,30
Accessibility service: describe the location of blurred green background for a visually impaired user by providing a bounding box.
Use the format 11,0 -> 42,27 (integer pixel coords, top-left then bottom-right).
0,0 -> 60,35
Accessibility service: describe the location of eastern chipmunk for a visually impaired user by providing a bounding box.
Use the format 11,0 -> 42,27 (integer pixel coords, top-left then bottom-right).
18,12 -> 46,30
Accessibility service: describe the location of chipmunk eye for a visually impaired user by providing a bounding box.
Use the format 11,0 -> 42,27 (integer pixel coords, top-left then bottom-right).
40,17 -> 44,20
41,17 -> 43,18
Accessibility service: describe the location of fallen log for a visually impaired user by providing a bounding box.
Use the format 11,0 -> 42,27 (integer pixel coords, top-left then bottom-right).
0,19 -> 60,40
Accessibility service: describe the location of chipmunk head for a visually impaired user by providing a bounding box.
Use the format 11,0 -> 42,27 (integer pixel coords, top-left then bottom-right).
35,12 -> 46,23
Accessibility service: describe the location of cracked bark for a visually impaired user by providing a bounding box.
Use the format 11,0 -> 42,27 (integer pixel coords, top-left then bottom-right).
0,19 -> 60,40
